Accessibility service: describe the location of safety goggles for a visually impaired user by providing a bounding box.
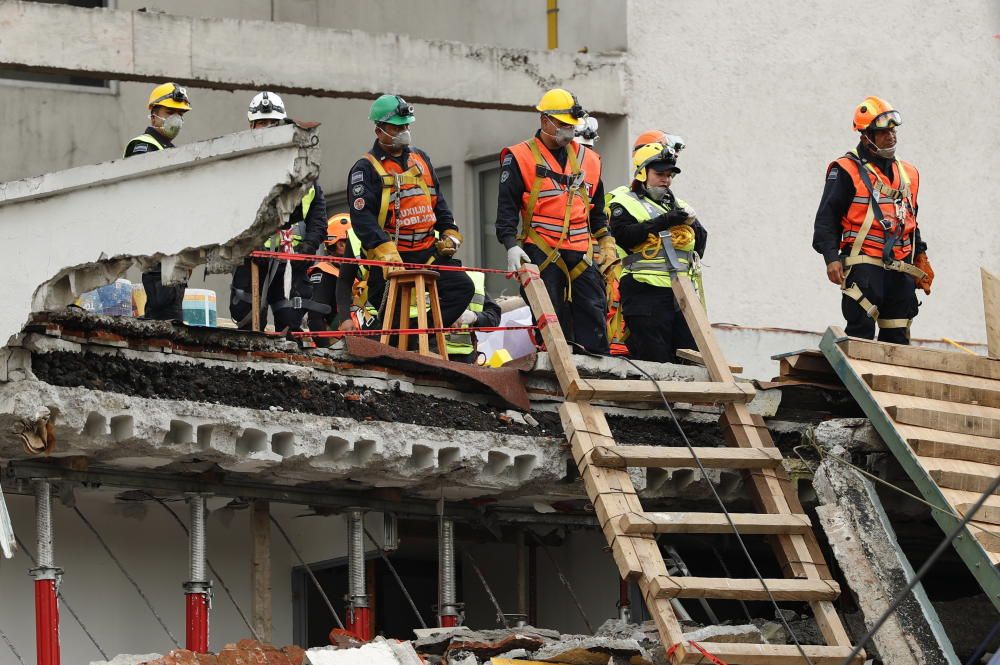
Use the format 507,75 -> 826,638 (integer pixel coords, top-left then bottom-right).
150,86 -> 189,107
870,109 -> 902,130
638,146 -> 678,173
250,95 -> 284,115
377,96 -> 415,123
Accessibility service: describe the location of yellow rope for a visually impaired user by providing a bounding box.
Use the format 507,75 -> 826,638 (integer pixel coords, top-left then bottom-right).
942,337 -> 978,355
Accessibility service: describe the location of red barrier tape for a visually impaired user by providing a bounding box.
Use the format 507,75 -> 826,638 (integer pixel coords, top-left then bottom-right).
535,313 -> 559,331
273,324 -> 539,338
250,250 -> 514,276
665,641 -> 728,665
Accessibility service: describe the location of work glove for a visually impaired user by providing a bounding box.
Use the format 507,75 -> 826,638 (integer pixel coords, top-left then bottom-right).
507,245 -> 531,273
296,241 -> 317,257
597,234 -> 619,272
368,241 -> 404,276
650,208 -> 691,233
914,252 -> 934,295
435,229 -> 463,258
455,309 -> 478,327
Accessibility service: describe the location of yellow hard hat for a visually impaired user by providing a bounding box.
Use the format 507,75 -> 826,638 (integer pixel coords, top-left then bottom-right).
147,82 -> 192,111
632,143 -> 679,182
536,88 -> 587,125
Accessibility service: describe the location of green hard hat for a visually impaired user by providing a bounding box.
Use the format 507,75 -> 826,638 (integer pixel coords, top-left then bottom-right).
369,94 -> 415,125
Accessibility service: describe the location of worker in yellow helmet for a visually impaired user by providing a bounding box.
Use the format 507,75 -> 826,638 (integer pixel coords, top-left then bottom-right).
607,142 -> 707,362
496,88 -> 611,354
813,96 -> 931,345
123,82 -> 192,320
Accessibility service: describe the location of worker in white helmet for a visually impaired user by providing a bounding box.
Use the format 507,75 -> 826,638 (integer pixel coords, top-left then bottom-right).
230,92 -> 328,332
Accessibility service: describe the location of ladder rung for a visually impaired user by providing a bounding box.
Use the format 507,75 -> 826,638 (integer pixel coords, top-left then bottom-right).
620,512 -> 812,535
569,378 -> 755,404
591,445 -> 783,469
673,643 -> 863,665
650,575 -> 840,601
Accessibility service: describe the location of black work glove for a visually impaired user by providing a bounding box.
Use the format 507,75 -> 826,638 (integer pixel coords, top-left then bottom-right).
649,209 -> 690,233
296,242 -> 317,256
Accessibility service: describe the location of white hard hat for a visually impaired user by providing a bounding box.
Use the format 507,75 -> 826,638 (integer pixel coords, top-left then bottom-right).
248,91 -> 287,123
575,116 -> 599,146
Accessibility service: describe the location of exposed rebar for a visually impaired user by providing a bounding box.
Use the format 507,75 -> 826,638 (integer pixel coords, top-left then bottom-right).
34,480 -> 53,568
189,495 -> 206,582
362,525 -> 426,629
269,514 -> 344,630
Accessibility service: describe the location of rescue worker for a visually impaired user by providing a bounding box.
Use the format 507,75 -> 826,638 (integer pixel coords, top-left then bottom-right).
124,82 -> 192,320
230,92 -> 327,331
306,213 -> 357,340
497,88 -> 613,354
813,96 -> 933,344
347,94 -> 474,336
445,271 -> 502,363
608,142 -> 708,363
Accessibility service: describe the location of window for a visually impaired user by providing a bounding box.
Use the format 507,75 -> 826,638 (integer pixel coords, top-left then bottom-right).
475,161 -> 513,296
0,1 -> 115,93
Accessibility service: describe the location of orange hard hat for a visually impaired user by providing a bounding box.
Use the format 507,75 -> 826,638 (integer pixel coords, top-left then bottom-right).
853,96 -> 902,132
325,213 -> 352,246
633,129 -> 667,151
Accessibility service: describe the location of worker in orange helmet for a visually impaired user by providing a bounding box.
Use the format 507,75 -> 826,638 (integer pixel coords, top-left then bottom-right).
305,213 -> 359,342
632,129 -> 686,154
813,96 -> 933,345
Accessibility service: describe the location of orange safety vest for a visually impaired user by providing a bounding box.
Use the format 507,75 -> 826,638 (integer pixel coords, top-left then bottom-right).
831,154 -> 919,261
364,150 -> 439,252
502,138 -> 601,252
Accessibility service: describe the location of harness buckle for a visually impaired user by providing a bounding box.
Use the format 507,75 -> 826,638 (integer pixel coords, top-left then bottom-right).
292,297 -> 302,310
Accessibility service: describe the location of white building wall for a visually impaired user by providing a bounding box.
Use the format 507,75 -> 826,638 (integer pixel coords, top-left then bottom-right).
626,0 -> 1000,345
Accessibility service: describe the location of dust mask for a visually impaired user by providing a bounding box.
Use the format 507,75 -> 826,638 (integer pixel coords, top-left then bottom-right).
542,120 -> 576,148
156,114 -> 183,140
646,185 -> 669,202
378,126 -> 411,149
863,132 -> 896,159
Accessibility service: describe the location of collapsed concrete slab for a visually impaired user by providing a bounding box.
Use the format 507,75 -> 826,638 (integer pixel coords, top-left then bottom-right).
0,1 -> 625,114
815,446 -> 960,665
0,123 -> 320,346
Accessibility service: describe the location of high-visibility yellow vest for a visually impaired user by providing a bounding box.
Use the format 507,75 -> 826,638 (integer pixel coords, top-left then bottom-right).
608,186 -> 696,289
264,187 -> 316,251
445,271 -> 486,356
122,133 -> 164,157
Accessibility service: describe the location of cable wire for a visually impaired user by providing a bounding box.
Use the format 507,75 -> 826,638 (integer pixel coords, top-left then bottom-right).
73,506 -> 180,648
842,472 -> 1000,665
0,624 -> 26,665
145,493 -> 262,641
13,533 -> 109,660
574,342 -> 816,665
362,525 -> 428,629
268,514 -> 345,630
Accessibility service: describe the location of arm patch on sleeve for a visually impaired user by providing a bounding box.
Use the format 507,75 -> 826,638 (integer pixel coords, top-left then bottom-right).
827,167 -> 839,180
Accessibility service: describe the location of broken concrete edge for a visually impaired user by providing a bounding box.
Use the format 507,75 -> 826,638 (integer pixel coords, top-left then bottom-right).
0,1 -> 626,114
814,448 -> 960,665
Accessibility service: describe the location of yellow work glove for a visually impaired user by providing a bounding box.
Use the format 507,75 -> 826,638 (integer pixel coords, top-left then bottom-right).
669,224 -> 696,249
914,252 -> 934,295
597,234 -> 619,272
434,229 -> 463,258
368,241 -> 404,276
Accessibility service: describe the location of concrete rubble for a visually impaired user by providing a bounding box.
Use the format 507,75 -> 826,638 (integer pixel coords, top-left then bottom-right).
815,444 -> 960,665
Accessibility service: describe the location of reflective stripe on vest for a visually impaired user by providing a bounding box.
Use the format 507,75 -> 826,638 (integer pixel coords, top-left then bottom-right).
832,150 -> 918,262
502,138 -> 601,252
123,133 -> 164,157
609,186 -> 696,288
364,151 -> 438,252
445,271 -> 486,355
264,186 -> 316,251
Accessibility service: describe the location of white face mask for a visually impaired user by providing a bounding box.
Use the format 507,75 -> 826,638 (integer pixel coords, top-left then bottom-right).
646,185 -> 669,202
542,119 -> 576,147
378,125 -> 411,149
155,113 -> 183,139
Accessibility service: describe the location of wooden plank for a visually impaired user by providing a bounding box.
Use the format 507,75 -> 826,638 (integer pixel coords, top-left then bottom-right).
673,643 -> 863,665
984,267 -> 1000,359
619,512 -> 812,535
888,404 -> 1000,439
590,445 -> 783,469
675,348 -> 743,374
921,457 -> 1000,495
842,337 -> 1000,381
650,575 -> 840,601
250,499 -> 272,642
864,372 -> 1000,409
250,259 -> 261,332
569,378 -> 755,404
785,352 -> 836,375
518,263 -> 581,394
902,427 -> 1000,466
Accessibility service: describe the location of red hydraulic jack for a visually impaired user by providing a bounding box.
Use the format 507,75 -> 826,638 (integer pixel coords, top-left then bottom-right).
344,510 -> 373,641
437,518 -> 461,628
184,495 -> 211,652
617,578 -> 632,623
32,480 -> 61,665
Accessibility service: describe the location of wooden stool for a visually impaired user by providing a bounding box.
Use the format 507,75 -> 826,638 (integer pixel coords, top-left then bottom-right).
380,269 -> 449,360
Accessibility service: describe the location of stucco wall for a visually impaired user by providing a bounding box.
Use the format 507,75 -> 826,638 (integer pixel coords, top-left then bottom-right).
626,0 -> 1000,344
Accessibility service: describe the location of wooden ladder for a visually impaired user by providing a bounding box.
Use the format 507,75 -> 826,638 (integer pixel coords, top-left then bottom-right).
519,265 -> 861,665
